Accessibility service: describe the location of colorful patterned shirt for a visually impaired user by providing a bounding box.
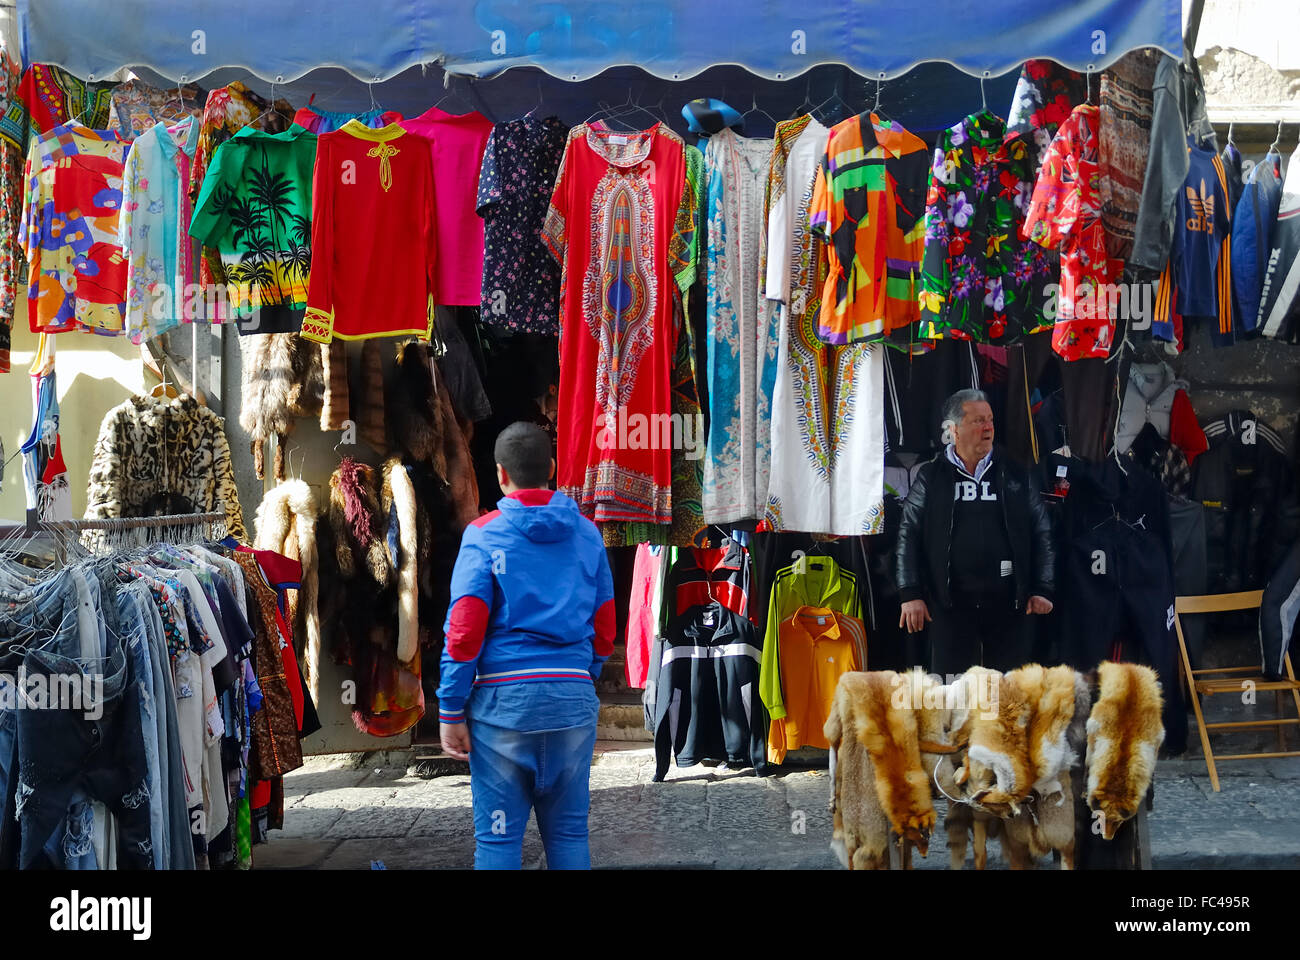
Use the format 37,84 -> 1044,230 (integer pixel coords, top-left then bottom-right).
809,112 -> 929,344
189,124 -> 316,330
918,111 -> 1053,344
475,114 -> 567,334
1022,104 -> 1119,361
22,123 -> 129,335
108,79 -> 205,139
302,121 -> 435,342
120,116 -> 201,343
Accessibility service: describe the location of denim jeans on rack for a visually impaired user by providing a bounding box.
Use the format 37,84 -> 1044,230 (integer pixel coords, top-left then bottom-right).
0,677 -> 18,868
138,592 -> 193,870
117,584 -> 165,869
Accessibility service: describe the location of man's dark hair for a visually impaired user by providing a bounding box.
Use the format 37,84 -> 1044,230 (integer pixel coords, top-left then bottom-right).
494,421 -> 553,488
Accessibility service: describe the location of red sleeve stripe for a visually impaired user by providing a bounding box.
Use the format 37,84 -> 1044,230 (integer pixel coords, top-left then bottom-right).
446,595 -> 490,661
593,598 -> 616,658
471,509 -> 502,529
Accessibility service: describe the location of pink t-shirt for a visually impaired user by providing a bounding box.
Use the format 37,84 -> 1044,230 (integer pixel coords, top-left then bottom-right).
399,106 -> 493,306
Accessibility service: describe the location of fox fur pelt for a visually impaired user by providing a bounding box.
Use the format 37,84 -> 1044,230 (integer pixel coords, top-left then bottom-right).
955,667 -> 1031,816
254,480 -> 321,702
824,673 -> 893,870
1086,661 -> 1165,839
328,458 -> 393,591
381,457 -> 420,664
824,671 -> 936,867
1000,770 -> 1078,869
1005,663 -> 1091,799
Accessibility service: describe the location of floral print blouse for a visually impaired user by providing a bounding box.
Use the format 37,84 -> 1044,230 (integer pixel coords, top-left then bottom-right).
919,111 -> 1054,344
475,115 -> 567,334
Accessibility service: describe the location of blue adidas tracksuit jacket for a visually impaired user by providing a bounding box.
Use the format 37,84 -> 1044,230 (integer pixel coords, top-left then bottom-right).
436,489 -> 615,732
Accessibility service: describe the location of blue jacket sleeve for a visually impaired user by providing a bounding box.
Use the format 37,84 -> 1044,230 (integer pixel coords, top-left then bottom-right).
436,530 -> 495,723
589,537 -> 616,682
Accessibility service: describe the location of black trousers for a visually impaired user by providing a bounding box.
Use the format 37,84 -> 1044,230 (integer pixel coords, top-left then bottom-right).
926,594 -> 1033,679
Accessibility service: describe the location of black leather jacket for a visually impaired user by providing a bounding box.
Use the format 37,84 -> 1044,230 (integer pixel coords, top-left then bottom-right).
896,449 -> 1055,611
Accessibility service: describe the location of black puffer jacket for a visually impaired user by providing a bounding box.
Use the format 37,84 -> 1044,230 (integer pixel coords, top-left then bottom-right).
896,449 -> 1055,611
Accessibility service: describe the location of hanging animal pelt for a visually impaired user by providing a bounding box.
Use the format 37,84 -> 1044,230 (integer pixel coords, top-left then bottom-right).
1086,661 -> 1164,839
381,457 -> 421,664
389,340 -> 444,474
239,333 -> 324,479
327,457 -> 393,590
254,479 -> 321,703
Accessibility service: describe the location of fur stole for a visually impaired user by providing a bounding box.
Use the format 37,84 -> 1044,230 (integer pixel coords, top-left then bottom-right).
327,458 -> 392,590
957,667 -> 1033,816
239,333 -> 324,479
839,671 -> 936,853
824,673 -> 892,869
320,340 -> 350,432
436,361 -> 482,529
389,340 -> 443,471
1086,662 -> 1164,839
380,458 -> 420,664
359,339 -> 388,454
1004,663 -> 1090,800
254,480 -> 321,704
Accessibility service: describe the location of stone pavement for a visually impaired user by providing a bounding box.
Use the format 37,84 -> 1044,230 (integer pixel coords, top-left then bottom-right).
253,744 -> 1300,870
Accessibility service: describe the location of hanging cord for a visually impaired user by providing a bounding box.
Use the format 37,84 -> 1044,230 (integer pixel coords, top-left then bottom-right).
967,341 -> 980,388
1021,348 -> 1039,464
883,350 -> 904,450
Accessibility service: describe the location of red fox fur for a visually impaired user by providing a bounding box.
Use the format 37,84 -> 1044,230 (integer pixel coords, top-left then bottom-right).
1086,661 -> 1164,840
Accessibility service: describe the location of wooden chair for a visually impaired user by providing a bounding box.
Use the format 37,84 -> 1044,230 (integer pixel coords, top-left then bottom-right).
1173,590 -> 1300,791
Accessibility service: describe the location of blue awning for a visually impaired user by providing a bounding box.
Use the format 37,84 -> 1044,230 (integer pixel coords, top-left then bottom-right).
19,0 -> 1182,84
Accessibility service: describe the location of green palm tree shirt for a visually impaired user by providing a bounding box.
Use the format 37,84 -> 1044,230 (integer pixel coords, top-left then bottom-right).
190,124 -> 317,333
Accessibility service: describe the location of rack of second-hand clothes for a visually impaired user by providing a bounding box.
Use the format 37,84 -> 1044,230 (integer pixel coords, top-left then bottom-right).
0,510 -> 319,870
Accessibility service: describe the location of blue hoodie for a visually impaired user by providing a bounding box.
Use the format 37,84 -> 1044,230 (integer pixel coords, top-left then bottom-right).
436,489 -> 615,732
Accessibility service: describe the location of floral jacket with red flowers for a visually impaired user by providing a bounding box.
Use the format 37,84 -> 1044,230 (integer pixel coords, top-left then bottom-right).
918,111 -> 1054,344
1022,104 -> 1120,362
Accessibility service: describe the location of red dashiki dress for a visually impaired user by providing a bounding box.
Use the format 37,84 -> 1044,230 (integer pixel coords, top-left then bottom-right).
543,123 -> 685,524
1021,104 -> 1120,361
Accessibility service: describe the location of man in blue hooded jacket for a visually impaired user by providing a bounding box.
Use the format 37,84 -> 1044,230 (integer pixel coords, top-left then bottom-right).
437,421 -> 615,869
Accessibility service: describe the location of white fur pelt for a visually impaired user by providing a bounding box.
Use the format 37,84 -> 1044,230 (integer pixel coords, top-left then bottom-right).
254,480 -> 321,702
385,459 -> 420,664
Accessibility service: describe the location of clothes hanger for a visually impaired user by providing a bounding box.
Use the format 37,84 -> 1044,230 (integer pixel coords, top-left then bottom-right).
523,79 -> 545,119
868,74 -> 893,124
792,78 -> 816,120
245,80 -> 292,130
741,91 -> 777,132
150,357 -> 179,399
1268,120 -> 1285,156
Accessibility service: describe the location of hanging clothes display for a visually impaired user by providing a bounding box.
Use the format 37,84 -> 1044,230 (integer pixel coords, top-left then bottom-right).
542,122 -> 686,525
1114,362 -> 1207,459
21,121 -> 129,335
1051,454 -> 1186,755
107,78 -> 205,139
292,104 -> 402,134
120,114 -> 201,342
84,393 -> 248,541
475,114 -> 567,334
187,81 -> 296,304
0,52 -> 23,372
0,522 -> 316,870
1258,141 -> 1300,341
1151,136 -> 1234,348
302,121 -> 435,343
236,332 -> 325,480
651,600 -> 767,780
918,110 -> 1051,344
1023,103 -> 1118,361
810,111 -> 929,344
1005,60 -> 1086,175
701,127 -> 773,524
19,338 -> 71,521
1097,48 -> 1159,263
765,114 -> 887,536
1232,150 -> 1283,333
1193,410 -> 1298,595
189,123 -> 317,334
400,106 -> 493,307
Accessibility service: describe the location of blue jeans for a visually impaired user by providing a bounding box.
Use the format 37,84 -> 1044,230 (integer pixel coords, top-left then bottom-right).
467,721 -> 597,870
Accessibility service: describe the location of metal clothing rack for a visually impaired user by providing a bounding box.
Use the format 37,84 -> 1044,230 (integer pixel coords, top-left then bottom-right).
0,510 -> 227,539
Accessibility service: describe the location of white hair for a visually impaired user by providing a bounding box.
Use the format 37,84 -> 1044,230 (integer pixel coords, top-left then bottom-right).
940,389 -> 991,445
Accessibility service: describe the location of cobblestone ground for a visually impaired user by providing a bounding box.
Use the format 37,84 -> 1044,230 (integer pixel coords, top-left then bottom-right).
254,745 -> 1300,870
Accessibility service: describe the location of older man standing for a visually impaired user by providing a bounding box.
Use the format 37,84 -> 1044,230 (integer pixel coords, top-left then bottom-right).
896,389 -> 1055,677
